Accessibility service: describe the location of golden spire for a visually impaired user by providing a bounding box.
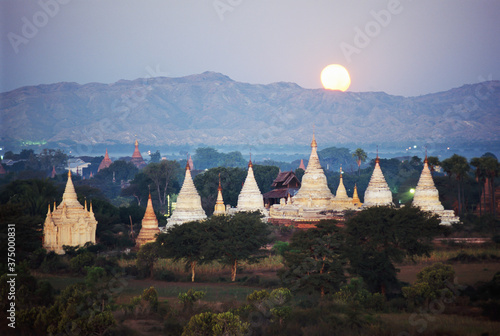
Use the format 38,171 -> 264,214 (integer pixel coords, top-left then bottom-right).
311,128 -> 317,148
218,173 -> 222,191
135,139 -> 139,146
352,184 -> 361,205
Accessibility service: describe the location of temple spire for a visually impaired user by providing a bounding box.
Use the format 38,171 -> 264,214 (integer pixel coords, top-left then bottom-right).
237,157 -> 265,212
214,173 -> 226,216
136,192 -> 161,246
363,151 -> 393,207
167,157 -> 207,227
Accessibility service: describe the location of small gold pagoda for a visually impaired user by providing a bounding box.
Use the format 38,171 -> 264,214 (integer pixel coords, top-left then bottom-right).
136,193 -> 161,246
213,174 -> 226,216
97,149 -> 113,172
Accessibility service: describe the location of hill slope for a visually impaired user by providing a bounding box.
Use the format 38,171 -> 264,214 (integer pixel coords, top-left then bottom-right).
1,72 -> 499,146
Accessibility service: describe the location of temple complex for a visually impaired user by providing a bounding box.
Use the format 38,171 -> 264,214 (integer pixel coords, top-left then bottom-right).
43,170 -> 98,254
131,140 -> 146,169
213,174 -> 226,216
362,156 -> 394,208
269,134 -> 358,226
166,163 -> 207,227
233,159 -> 268,214
413,157 -> 460,225
98,149 -> 113,172
136,193 -> 161,247
291,133 -> 335,209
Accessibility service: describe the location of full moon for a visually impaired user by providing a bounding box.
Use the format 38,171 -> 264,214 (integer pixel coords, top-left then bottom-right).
320,64 -> 351,91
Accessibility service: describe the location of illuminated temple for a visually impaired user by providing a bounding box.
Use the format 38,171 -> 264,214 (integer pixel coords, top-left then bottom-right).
412,156 -> 460,225
268,134 -> 361,226
43,170 -> 97,254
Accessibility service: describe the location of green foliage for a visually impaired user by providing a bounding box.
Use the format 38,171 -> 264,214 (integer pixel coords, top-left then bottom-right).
178,289 -> 206,305
272,241 -> 290,256
193,147 -> 247,170
142,286 -> 159,312
69,251 -> 96,274
345,205 -> 441,293
178,289 -> 206,313
136,242 -> 159,278
207,212 -> 273,281
182,311 -> 250,336
157,221 -> 213,282
280,220 -> 346,296
333,278 -> 386,311
402,263 -> 455,307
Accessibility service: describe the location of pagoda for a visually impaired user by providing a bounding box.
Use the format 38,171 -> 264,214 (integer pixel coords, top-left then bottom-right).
298,159 -> 306,170
98,149 -> 113,172
136,193 -> 161,246
43,170 -> 98,254
363,156 -> 394,207
213,174 -> 226,216
234,158 -> 267,213
131,140 -> 146,169
412,156 -> 460,225
167,163 -> 207,227
352,184 -> 362,207
331,167 -> 356,210
291,133 -> 334,209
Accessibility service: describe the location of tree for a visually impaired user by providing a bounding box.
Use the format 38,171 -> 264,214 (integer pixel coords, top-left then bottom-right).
471,155 -> 499,219
402,263 -> 455,307
344,205 -> 441,294
182,311 -> 249,336
280,220 -> 346,297
427,156 -> 440,174
318,146 -> 357,172
207,212 -> 273,281
143,160 -> 181,210
149,150 -> 161,163
157,221 -> 212,282
441,154 -> 470,215
136,242 -> 159,278
352,148 -> 368,175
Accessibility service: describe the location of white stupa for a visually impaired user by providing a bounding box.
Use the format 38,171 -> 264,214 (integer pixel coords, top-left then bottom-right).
166,163 -> 207,227
363,156 -> 394,207
412,156 -> 460,225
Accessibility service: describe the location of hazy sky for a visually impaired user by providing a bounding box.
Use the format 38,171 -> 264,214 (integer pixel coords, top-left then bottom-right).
1,0 -> 499,96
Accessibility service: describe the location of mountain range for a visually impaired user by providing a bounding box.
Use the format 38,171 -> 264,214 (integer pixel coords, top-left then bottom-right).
1,72 -> 499,148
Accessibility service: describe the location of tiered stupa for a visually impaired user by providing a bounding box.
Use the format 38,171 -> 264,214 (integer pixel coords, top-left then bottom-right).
235,159 -> 267,213
363,156 -> 394,208
167,163 -> 207,227
352,184 -> 362,207
213,174 -> 226,216
131,140 -> 146,169
412,156 -> 460,225
332,167 -> 356,210
98,149 -> 113,172
291,133 -> 334,208
136,193 -> 161,246
43,170 -> 98,254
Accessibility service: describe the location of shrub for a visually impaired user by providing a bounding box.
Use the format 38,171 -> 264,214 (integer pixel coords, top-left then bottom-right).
154,269 -> 178,282
69,252 -> 96,274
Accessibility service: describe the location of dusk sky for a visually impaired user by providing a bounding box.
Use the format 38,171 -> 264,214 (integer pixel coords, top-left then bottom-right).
1,0 -> 499,96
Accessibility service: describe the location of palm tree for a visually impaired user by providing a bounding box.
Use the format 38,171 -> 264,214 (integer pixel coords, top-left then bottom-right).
352,148 -> 368,175
471,155 -> 499,218
441,154 -> 470,215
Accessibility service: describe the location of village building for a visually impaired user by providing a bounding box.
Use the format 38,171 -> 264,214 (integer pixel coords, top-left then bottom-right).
263,170 -> 301,207
43,170 -> 97,254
